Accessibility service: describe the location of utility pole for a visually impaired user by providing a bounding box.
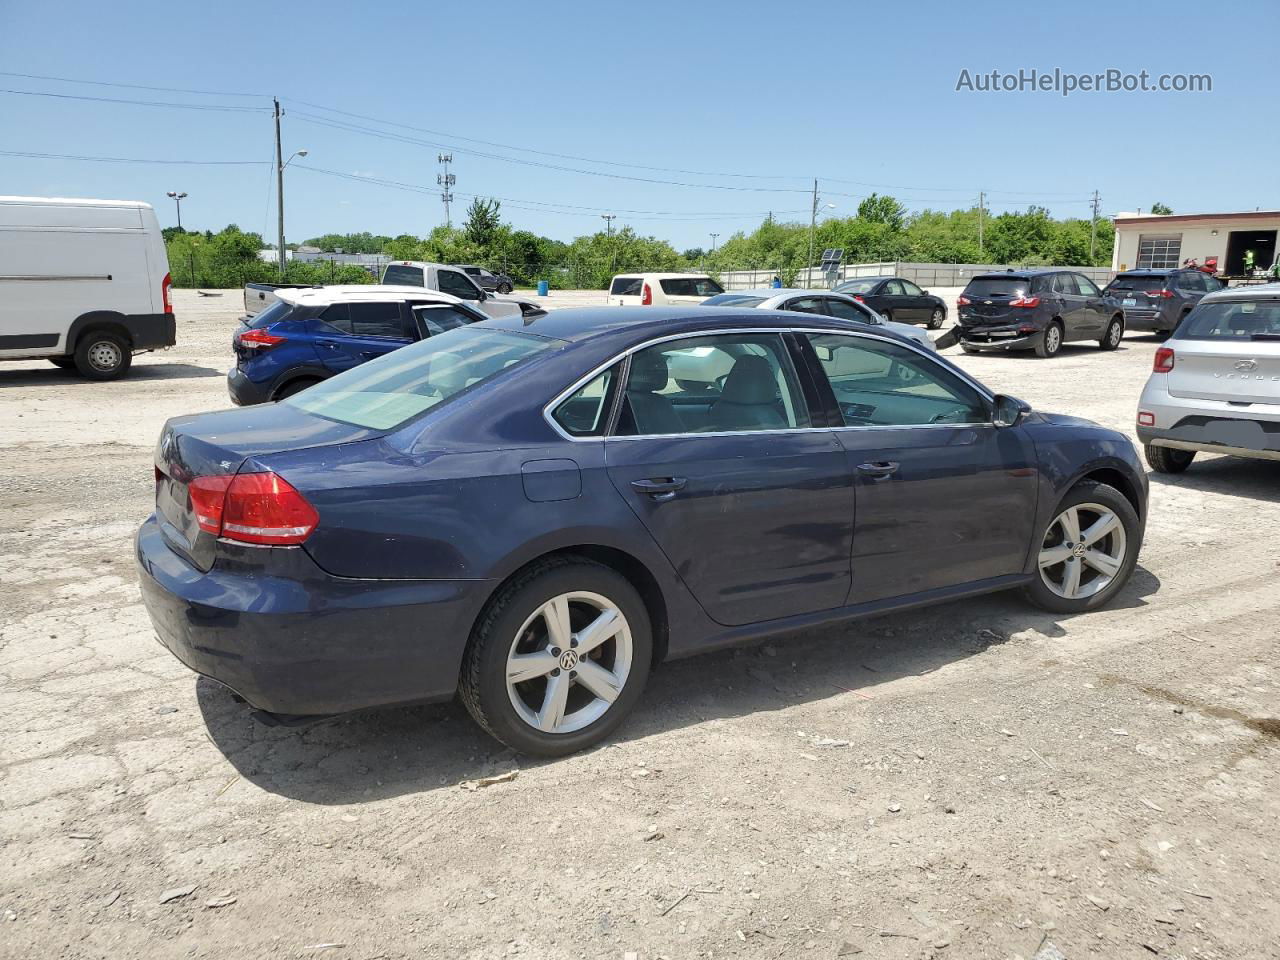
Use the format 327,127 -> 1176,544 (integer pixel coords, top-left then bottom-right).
166,191 -> 187,230
1089,190 -> 1102,262
437,154 -> 455,228
274,98 -> 286,274
601,214 -> 617,273
710,233 -> 719,254
977,190 -> 985,258
808,179 -> 819,286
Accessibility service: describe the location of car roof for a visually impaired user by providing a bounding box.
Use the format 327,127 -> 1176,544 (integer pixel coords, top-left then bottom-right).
1115,268 -> 1175,276
611,272 -> 714,280
837,275 -> 892,283
278,284 -> 464,306
1201,282 -> 1280,303
970,269 -> 1067,280
720,288 -> 852,299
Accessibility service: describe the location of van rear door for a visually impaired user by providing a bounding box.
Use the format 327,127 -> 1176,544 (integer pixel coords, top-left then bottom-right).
609,275 -> 645,306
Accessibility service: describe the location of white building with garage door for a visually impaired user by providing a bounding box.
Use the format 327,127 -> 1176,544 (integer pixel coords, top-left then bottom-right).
1112,209 -> 1280,280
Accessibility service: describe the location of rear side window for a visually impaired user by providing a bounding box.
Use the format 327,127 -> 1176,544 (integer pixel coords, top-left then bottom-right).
1179,300 -> 1280,340
350,302 -> 411,338
610,276 -> 644,296
383,265 -> 424,286
553,368 -> 618,437
964,276 -> 1029,298
659,277 -> 725,297
319,303 -> 353,333
247,300 -> 292,329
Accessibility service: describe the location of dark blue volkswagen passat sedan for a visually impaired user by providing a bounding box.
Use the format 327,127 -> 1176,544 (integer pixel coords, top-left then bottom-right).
137,308 -> 1148,756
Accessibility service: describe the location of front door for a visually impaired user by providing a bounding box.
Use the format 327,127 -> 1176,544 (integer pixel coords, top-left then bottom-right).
1072,273 -> 1108,336
603,332 -> 854,626
800,332 -> 1039,604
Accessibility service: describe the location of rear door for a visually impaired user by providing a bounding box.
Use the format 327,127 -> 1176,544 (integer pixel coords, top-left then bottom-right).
800,331 -> 1039,602
312,301 -> 415,375
603,331 -> 854,626
609,276 -> 645,306
1052,273 -> 1088,340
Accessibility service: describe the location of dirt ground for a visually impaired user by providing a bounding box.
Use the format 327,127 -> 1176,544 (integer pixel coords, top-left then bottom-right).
1,289 -> 1278,960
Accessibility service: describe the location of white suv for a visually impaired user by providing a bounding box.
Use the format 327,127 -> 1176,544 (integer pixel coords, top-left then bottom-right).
608,273 -> 724,306
1137,283 -> 1280,472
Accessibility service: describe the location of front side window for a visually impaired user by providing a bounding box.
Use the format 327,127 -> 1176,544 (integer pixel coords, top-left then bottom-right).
288,327 -> 557,430
436,269 -> 482,300
805,333 -> 988,427
616,334 -> 810,436
1074,274 -> 1101,297
552,368 -> 618,437
413,304 -> 480,337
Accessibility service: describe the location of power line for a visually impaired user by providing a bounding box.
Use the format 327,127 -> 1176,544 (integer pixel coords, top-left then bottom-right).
0,87 -> 269,112
0,149 -> 269,165
0,70 -> 267,99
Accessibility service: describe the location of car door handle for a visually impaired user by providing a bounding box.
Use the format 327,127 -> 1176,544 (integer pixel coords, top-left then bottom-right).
315,339 -> 340,349
630,477 -> 687,501
359,350 -> 378,359
856,461 -> 899,478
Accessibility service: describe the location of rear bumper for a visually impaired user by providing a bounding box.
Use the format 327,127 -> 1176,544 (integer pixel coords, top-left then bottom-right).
226,366 -> 272,406
135,515 -> 486,715
960,327 -> 1039,351
1118,306 -> 1175,332
1138,421 -> 1280,459
125,313 -> 176,351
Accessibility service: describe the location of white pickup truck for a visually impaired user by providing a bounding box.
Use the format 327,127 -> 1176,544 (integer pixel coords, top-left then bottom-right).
381,261 -> 543,320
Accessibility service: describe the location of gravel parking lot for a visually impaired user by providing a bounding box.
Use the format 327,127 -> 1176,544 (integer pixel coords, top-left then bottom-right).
2,289 -> 1278,960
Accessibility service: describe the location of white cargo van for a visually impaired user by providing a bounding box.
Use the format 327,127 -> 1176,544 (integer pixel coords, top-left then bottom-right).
0,196 -> 175,379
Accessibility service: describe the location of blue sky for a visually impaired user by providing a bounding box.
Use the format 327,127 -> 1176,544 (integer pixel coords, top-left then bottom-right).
1,0 -> 1276,249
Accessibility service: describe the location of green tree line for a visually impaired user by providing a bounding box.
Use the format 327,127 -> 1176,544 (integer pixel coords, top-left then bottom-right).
166,195 -> 1115,290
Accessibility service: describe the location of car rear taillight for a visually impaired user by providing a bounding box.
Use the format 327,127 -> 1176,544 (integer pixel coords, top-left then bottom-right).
1018,324 -> 1038,334
1146,289 -> 1175,298
957,295 -> 971,306
1009,296 -> 1041,308
1137,411 -> 1155,427
236,329 -> 287,350
162,272 -> 173,314
187,471 -> 318,545
641,282 -> 652,306
851,295 -> 865,303
1153,347 -> 1175,373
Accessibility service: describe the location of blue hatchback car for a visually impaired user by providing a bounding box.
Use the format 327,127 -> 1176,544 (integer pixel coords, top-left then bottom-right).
139,308 -> 1148,756
226,285 -> 487,404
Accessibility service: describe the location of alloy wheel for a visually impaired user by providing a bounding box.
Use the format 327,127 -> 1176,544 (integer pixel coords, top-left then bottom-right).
929,309 -> 944,329
1038,502 -> 1128,600
1045,325 -> 1061,354
1108,321 -> 1123,347
505,591 -> 633,735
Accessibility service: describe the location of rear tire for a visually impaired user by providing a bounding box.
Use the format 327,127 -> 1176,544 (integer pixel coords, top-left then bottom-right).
274,378 -> 321,400
1145,444 -> 1195,474
1034,322 -> 1063,358
73,331 -> 131,380
459,558 -> 652,757
1099,316 -> 1124,351
927,308 -> 945,330
1023,480 -> 1141,614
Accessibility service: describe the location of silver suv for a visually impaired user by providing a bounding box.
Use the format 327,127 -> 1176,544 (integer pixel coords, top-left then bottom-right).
1137,283 -> 1280,472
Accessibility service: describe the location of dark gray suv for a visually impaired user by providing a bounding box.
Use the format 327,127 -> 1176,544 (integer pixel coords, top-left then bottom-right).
1102,268 -> 1221,338
957,269 -> 1125,358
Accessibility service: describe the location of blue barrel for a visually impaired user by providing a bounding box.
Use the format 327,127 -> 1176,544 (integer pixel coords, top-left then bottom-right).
771,277 -> 782,288
537,280 -> 549,296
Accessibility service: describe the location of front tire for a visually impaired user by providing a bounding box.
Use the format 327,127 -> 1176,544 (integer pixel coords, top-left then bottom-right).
1024,481 -> 1140,614
460,558 -> 653,756
1034,322 -> 1063,358
497,282 -> 513,295
1099,316 -> 1124,350
1145,444 -> 1195,474
73,331 -> 132,380
927,308 -> 945,330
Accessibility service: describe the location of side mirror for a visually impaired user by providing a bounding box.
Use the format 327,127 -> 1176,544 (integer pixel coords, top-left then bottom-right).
993,394 -> 1032,428
921,289 -> 930,295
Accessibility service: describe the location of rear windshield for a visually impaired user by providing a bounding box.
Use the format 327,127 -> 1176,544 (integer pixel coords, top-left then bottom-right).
287,327 -> 558,430
246,299 -> 292,329
963,276 -> 1030,298
610,276 -> 644,296
1179,299 -> 1280,340
382,264 -> 425,286
835,279 -> 881,294
1107,274 -> 1168,292
701,294 -> 765,307
660,277 -> 724,297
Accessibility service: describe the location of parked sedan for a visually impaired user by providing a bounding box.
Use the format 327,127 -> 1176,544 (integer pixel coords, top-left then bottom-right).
701,288 -> 935,351
138,308 -> 1147,756
957,269 -> 1125,358
833,276 -> 948,329
1137,283 -> 1280,472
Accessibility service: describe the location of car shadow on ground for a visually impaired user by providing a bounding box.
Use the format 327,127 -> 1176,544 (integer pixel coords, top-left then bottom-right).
198,564 -> 1161,805
1149,455 -> 1280,502
0,363 -> 223,386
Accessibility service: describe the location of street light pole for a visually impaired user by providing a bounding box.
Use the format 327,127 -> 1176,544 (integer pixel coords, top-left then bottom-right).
273,98 -> 308,276
710,233 -> 719,254
166,191 -> 187,230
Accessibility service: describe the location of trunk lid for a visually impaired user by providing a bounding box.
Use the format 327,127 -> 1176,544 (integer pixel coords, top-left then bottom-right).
1167,339 -> 1280,404
154,404 -> 382,570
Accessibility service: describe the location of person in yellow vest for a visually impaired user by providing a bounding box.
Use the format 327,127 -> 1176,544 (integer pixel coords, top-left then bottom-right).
1244,249 -> 1256,276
